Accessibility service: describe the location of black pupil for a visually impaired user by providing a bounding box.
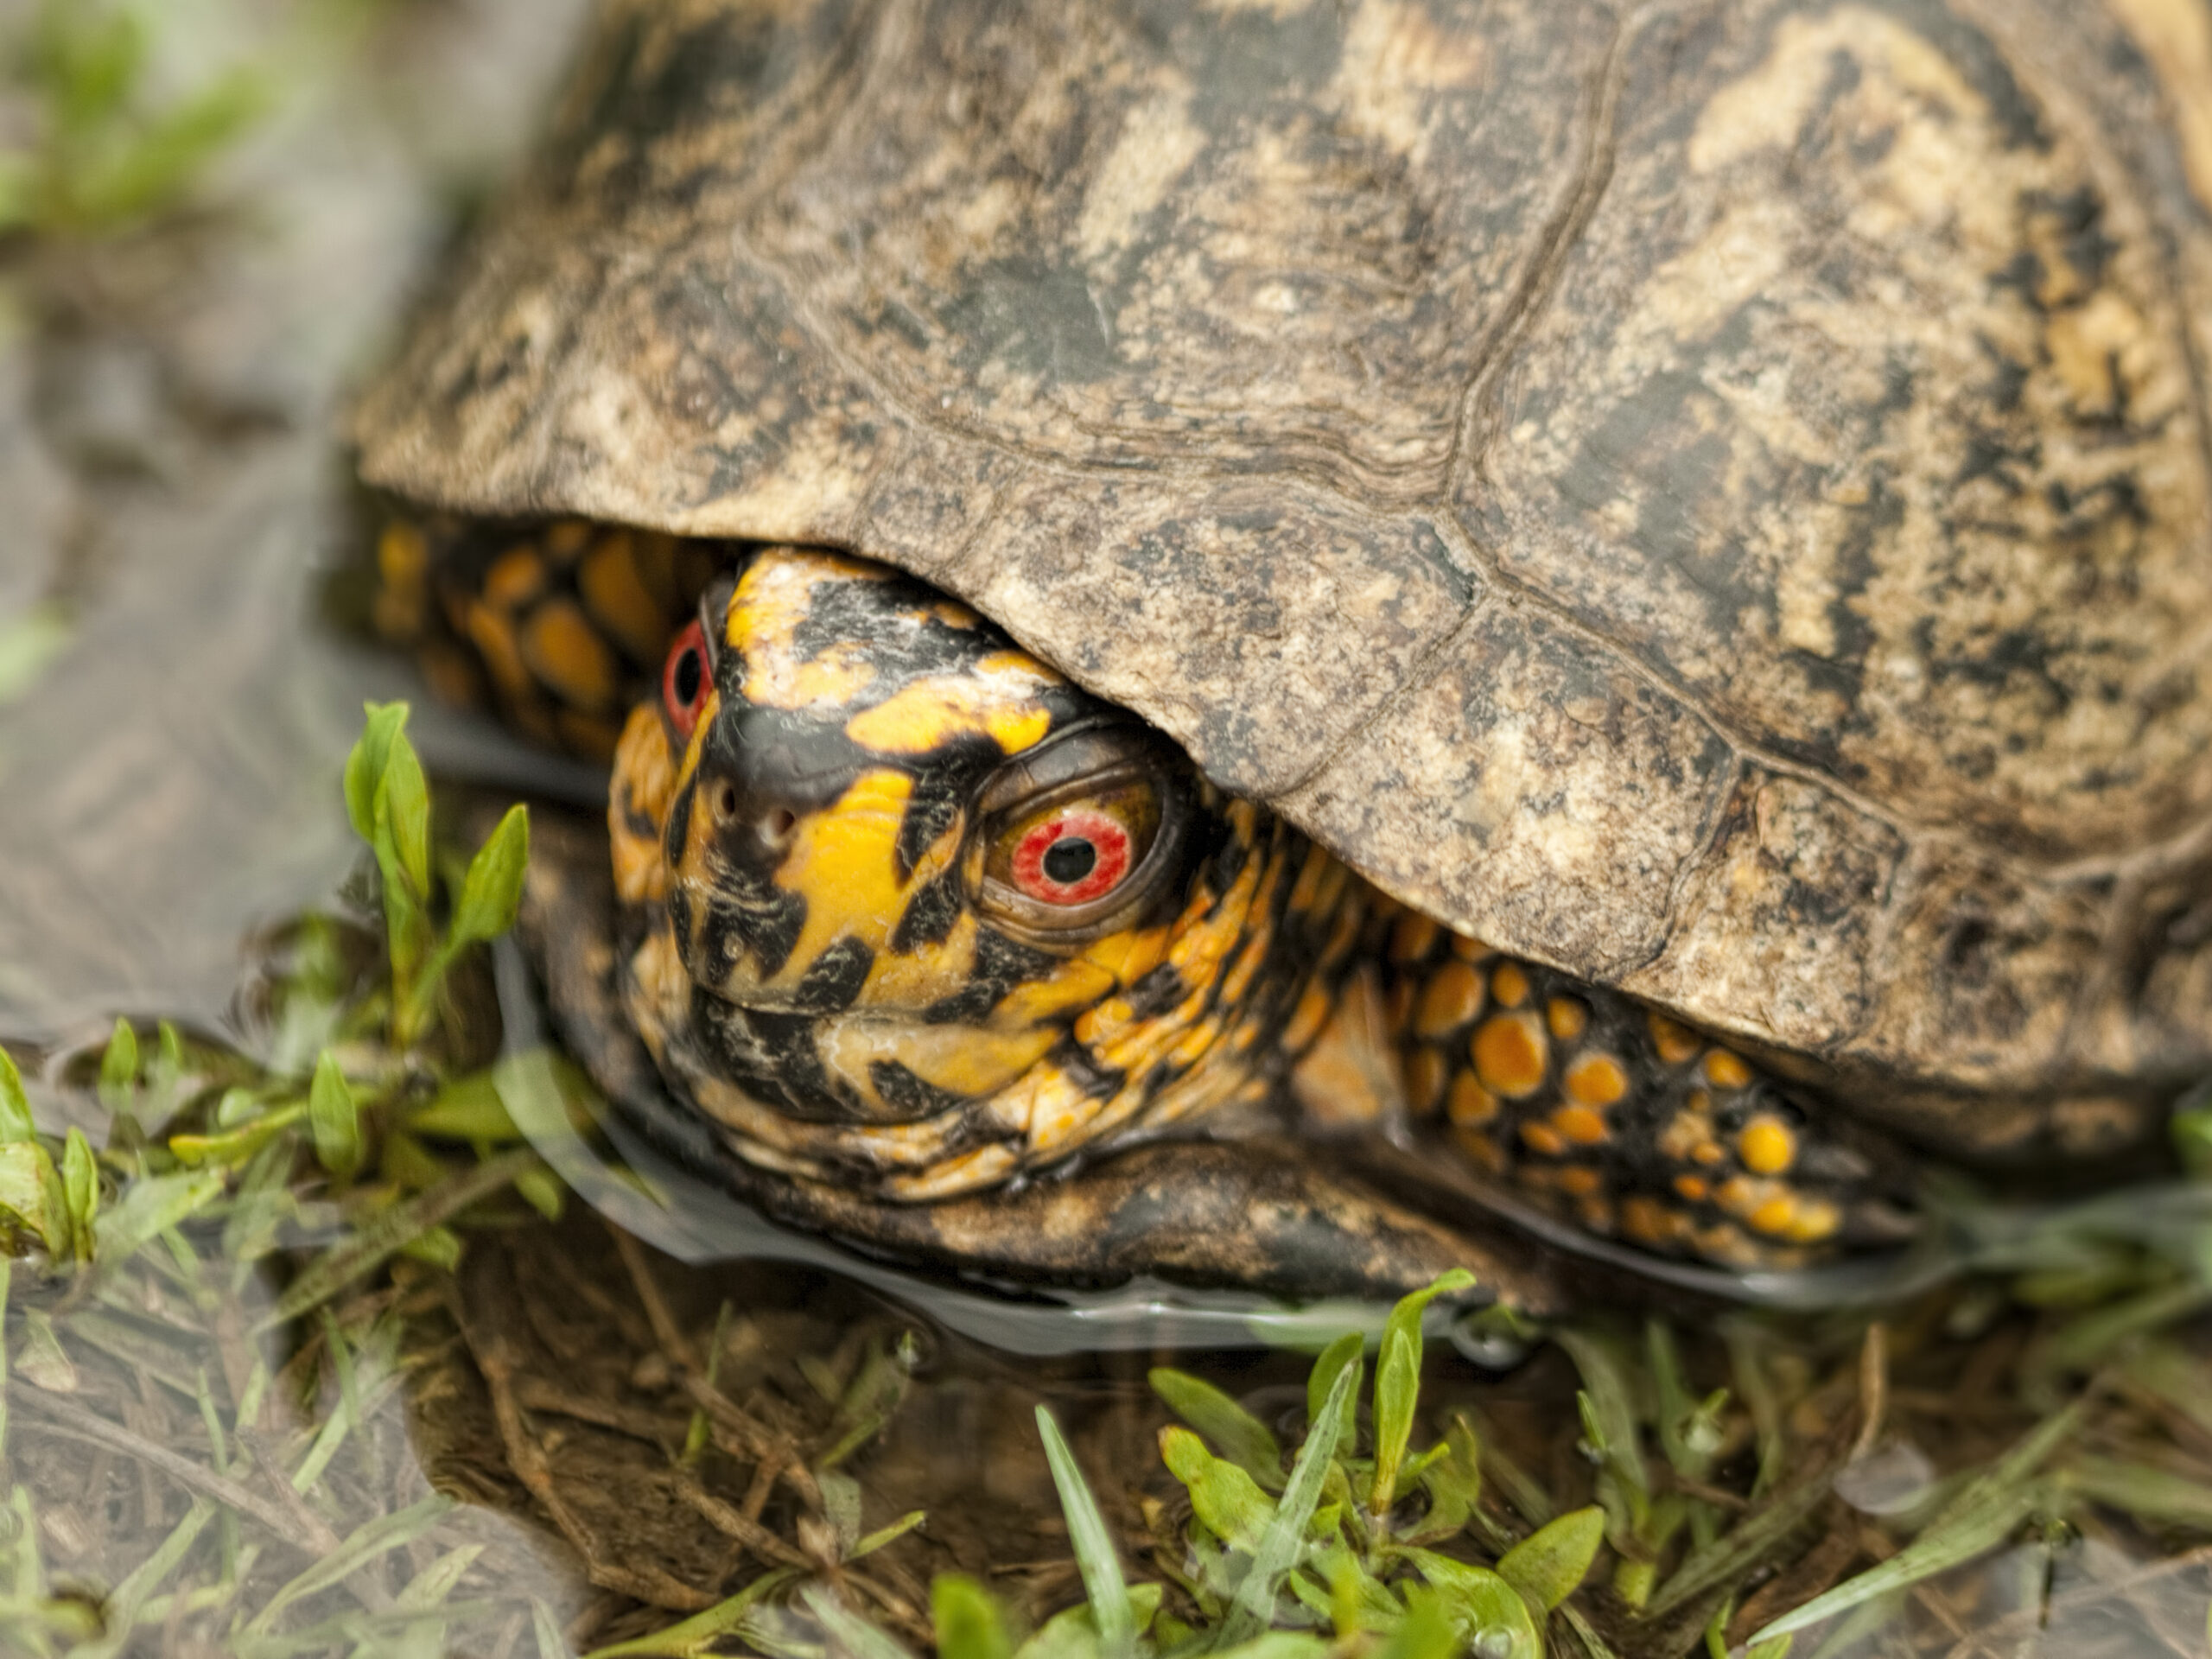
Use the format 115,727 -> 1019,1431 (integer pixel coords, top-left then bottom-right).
1042,836 -> 1096,884
673,646 -> 702,707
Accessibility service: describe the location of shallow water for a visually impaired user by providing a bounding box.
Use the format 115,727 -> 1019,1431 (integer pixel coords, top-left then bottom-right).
2,3 -> 2210,1656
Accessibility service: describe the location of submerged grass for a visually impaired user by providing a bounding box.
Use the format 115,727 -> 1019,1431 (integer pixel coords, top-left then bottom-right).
0,707 -> 2210,1659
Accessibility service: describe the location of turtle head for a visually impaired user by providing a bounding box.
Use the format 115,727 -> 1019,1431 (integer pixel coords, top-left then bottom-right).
607,548 -> 1313,1196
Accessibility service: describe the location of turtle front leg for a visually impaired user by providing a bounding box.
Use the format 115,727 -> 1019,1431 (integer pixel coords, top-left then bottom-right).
1301,899 -> 1921,1270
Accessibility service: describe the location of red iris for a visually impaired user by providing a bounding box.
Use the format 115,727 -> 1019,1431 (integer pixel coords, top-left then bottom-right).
1010,809 -> 1132,906
661,620 -> 711,740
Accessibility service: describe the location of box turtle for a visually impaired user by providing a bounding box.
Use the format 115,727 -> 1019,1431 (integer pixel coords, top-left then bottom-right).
353,0 -> 2212,1306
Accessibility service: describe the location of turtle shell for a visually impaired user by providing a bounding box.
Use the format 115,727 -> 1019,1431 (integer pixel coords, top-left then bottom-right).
356,0 -> 2212,1155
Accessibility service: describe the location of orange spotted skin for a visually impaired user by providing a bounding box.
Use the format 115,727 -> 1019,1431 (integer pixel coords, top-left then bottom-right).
391,521 -> 1915,1268
372,516 -> 722,760
1381,922 -> 1910,1269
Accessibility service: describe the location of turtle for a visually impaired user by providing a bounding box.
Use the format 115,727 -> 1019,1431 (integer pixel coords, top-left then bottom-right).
352,0 -> 2212,1309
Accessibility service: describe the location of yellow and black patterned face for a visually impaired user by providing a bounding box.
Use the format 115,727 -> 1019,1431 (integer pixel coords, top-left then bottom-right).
607,548 -> 1324,1198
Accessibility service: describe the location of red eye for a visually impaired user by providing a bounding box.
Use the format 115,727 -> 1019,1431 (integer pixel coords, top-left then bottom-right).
1009,809 -> 1132,906
661,620 -> 711,740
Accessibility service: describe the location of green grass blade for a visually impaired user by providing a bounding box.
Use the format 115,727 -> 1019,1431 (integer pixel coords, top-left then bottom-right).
1218,1355 -> 1357,1648
801,1586 -> 918,1659
1497,1504 -> 1605,1612
241,1493 -> 454,1636
1035,1404 -> 1135,1659
1151,1369 -> 1283,1491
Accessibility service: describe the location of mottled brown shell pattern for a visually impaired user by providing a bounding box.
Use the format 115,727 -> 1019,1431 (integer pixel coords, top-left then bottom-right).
356,0 -> 2212,1156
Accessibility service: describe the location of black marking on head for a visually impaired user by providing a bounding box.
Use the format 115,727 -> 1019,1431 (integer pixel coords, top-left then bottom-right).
922,927 -> 1055,1025
889,870 -> 965,955
790,570 -> 994,685
664,776 -> 696,868
666,885 -> 695,960
1210,829 -> 1250,895
792,936 -> 874,1013
697,884 -> 808,984
1125,964 -> 1186,1020
690,996 -> 845,1121
868,1060 -> 969,1120
1051,1038 -> 1124,1103
894,774 -> 968,884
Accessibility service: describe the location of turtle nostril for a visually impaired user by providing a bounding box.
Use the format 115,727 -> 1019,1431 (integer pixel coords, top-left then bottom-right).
760,806 -> 798,850
709,781 -> 740,823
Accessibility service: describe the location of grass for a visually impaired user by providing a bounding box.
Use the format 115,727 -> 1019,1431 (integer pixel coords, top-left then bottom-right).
0,0 -> 267,245
0,706 -> 2209,1658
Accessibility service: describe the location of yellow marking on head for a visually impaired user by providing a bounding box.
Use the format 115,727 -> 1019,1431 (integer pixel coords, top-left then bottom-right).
1287,841 -> 1337,912
521,598 -> 622,711
1520,1121 -> 1566,1157
1546,996 -> 1588,1040
1389,911 -> 1439,963
484,546 -> 547,608
749,768 -> 945,993
1563,1053 -> 1629,1109
725,550 -> 890,710
1218,929 -> 1272,1008
1552,1104 -> 1610,1147
880,1143 -> 1020,1201
1027,1083 -> 1107,1154
1446,1072 -> 1497,1127
1490,962 -> 1530,1007
1471,1011 -> 1548,1097
1738,1116 -> 1797,1176
1167,1014 -> 1225,1071
1674,1174 -> 1709,1202
1647,1012 -> 1702,1065
861,912 -> 979,1005
815,1016 -> 1058,1109
1414,959 -> 1485,1038
580,531 -> 677,664
842,658 -> 1058,756
611,707 -> 677,904
995,958 -> 1119,1026
1084,923 -> 1171,988
1071,996 -> 1135,1047
1702,1049 -> 1752,1090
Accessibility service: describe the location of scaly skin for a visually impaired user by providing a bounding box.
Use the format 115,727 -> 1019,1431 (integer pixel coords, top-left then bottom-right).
385,520 -> 1916,1268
